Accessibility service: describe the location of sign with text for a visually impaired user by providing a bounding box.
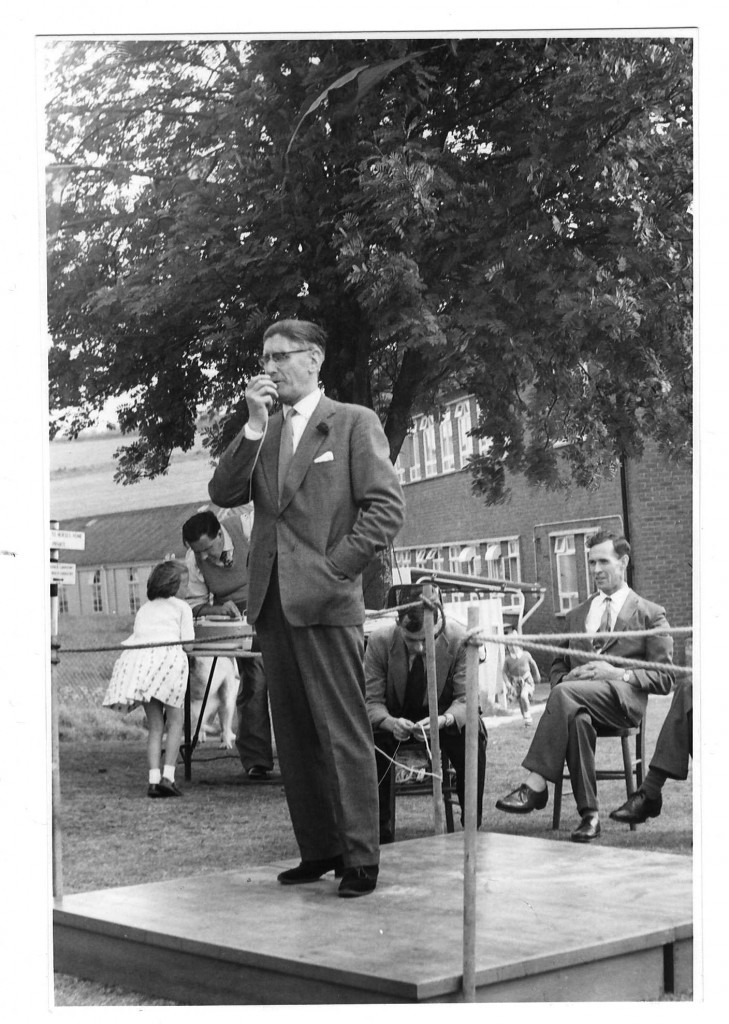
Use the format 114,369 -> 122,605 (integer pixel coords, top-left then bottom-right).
50,529 -> 86,550
51,562 -> 77,584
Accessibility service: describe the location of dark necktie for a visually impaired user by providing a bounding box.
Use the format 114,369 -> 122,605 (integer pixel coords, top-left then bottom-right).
278,408 -> 296,498
593,595 -> 612,651
400,653 -> 427,722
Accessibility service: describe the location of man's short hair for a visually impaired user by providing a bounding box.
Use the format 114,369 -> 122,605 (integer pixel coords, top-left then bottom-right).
586,531 -> 631,559
263,319 -> 327,353
396,583 -> 443,634
182,510 -> 221,545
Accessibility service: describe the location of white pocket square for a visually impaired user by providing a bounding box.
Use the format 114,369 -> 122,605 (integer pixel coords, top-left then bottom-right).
314,451 -> 334,463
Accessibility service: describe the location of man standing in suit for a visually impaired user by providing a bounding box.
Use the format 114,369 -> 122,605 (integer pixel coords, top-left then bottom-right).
495,532 -> 674,842
365,586 -> 487,843
209,319 -> 404,897
182,509 -> 274,779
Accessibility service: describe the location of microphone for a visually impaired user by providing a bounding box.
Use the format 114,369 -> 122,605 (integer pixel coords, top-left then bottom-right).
316,422 -> 330,435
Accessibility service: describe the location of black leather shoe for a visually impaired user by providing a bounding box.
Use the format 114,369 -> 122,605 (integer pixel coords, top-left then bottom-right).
247,766 -> 270,780
338,864 -> 379,898
147,783 -> 162,798
609,789 -> 662,824
496,783 -> 548,814
277,856 -> 345,885
571,814 -> 601,843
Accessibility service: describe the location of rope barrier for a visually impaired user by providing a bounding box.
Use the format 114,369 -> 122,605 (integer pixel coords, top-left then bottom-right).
463,629 -> 691,676
60,608 -> 693,675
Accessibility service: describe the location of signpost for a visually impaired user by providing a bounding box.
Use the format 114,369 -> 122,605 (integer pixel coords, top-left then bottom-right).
50,562 -> 77,585
50,529 -> 85,550
50,521 -> 85,901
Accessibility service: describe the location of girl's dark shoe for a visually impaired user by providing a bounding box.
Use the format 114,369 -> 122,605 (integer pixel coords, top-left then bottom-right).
147,784 -> 162,798
157,778 -> 183,797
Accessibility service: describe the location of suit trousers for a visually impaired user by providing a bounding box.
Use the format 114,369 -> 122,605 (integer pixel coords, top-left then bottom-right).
234,650 -> 274,772
375,727 -> 487,841
651,678 -> 692,780
255,566 -> 380,867
522,679 -> 642,815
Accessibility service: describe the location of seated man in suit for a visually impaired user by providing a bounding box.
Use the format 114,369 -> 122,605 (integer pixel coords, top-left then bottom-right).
610,675 -> 692,824
365,585 -> 487,843
496,531 -> 674,843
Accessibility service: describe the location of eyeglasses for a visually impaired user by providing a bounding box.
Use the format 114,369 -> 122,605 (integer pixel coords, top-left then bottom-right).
257,348 -> 312,370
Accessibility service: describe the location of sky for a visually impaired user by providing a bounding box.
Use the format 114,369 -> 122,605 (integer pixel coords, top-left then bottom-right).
2,2 -> 727,1019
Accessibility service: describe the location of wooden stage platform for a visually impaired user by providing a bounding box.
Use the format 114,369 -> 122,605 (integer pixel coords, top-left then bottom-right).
54,831 -> 692,1003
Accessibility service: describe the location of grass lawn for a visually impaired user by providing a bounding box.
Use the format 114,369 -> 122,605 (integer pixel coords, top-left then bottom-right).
53,688 -> 692,1006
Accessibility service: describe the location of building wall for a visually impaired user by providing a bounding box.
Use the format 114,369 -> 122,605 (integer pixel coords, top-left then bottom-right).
59,564 -> 154,618
393,401 -> 692,665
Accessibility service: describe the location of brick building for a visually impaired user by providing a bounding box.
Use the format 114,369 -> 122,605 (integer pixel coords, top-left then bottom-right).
392,393 -> 692,666
54,394 -> 692,668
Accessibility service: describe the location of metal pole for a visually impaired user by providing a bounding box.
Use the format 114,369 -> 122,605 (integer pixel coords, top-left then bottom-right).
50,519 -> 63,900
423,581 -> 446,836
462,604 -> 480,1001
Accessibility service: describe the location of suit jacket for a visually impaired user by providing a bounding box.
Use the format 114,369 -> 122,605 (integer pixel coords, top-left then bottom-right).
208,393 -> 405,626
549,589 -> 674,719
365,620 -> 469,732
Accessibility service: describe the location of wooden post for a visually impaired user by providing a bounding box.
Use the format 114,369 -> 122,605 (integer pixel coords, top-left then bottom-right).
50,519 -> 63,900
462,604 -> 480,1001
423,581 -> 446,836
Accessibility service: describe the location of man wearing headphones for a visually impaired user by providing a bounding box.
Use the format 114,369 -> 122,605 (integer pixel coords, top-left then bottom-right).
364,585 -> 487,843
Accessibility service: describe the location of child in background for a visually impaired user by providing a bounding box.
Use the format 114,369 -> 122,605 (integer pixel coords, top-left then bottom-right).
502,628 -> 541,726
103,560 -> 194,796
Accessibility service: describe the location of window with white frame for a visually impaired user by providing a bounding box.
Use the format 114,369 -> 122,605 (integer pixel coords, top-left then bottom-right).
483,539 -> 521,582
128,568 -> 141,613
409,432 -> 423,482
395,548 -> 414,571
414,547 -> 444,572
421,416 -> 438,477
453,400 -> 472,466
453,544 -> 481,576
91,569 -> 104,613
439,413 -> 455,472
554,535 -> 579,613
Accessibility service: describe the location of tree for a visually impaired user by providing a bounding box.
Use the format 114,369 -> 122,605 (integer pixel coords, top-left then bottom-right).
46,36 -> 692,501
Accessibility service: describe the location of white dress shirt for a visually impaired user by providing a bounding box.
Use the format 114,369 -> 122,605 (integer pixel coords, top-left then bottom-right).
584,584 -> 631,634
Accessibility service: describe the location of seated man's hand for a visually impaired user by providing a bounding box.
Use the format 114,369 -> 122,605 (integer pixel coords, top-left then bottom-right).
564,660 -> 625,682
389,717 -> 416,741
412,715 -> 448,738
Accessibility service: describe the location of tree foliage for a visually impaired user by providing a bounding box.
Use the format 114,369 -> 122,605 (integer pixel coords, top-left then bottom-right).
45,36 -> 692,499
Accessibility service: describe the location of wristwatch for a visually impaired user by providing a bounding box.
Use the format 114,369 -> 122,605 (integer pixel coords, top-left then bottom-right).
621,669 -> 632,683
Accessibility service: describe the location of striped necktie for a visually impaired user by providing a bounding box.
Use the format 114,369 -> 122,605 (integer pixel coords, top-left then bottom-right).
278,408 -> 296,497
592,595 -> 612,651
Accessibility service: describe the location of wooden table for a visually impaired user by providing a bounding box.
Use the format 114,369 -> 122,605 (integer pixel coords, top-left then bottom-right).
180,637 -> 262,780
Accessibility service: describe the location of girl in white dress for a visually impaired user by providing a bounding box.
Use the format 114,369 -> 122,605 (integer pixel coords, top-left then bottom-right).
103,560 -> 195,797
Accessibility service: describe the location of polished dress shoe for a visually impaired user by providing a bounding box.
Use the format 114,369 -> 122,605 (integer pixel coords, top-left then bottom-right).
247,766 -> 270,780
495,783 -> 548,814
147,783 -> 162,798
338,864 -> 379,898
609,788 -> 662,824
571,814 -> 601,843
277,855 -> 345,885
